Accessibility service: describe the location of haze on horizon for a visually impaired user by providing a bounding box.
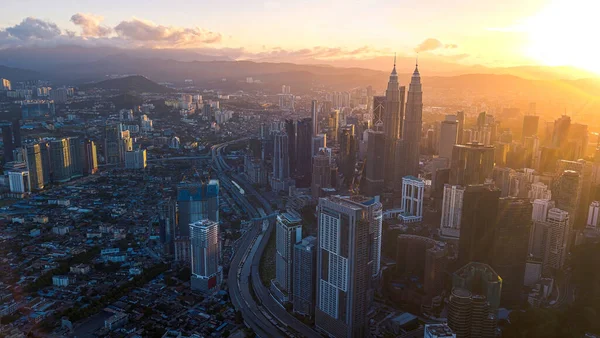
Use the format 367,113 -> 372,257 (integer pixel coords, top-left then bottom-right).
0,0 -> 598,75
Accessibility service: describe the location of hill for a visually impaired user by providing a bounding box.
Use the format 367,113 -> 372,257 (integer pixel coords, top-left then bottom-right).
0,65 -> 43,82
79,75 -> 174,93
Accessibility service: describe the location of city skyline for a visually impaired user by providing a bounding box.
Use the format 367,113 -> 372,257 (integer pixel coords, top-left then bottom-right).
0,0 -> 599,74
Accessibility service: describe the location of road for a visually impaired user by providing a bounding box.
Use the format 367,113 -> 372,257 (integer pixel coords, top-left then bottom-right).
215,140 -> 320,337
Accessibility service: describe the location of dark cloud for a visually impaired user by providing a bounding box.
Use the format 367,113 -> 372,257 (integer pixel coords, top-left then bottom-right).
71,13 -> 112,37
114,18 -> 221,46
5,17 -> 61,40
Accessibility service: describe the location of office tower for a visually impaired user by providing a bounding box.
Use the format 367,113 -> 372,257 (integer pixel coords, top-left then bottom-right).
400,176 -> 425,222
567,123 -> 589,160
522,115 -> 540,141
523,135 -> 540,168
383,58 -> 405,186
440,184 -> 465,239
273,130 -> 290,179
552,115 -> 571,149
532,199 -> 555,222
439,116 -> 458,161
396,235 -> 448,303
492,198 -> 532,307
424,324 -> 456,338
105,123 -> 126,165
450,142 -> 495,186
293,236 -> 317,317
50,138 -> 73,183
491,167 -> 513,197
1,120 -> 21,163
365,130 -> 385,197
83,140 -> 98,175
339,125 -> 356,182
297,118 -> 313,178
312,134 -> 327,157
402,62 -> 423,177
285,119 -> 296,174
124,149 -> 147,169
158,198 -> 176,255
458,185 -> 500,266
69,137 -> 84,179
554,170 -> 581,230
312,100 -> 319,135
272,212 -> 302,303
1,78 -> 11,91
587,201 -> 600,229
456,111 -> 465,145
372,96 -> 385,131
190,219 -> 222,293
24,144 -> 44,190
315,195 -> 382,338
542,208 -> 570,274
312,149 -> 332,198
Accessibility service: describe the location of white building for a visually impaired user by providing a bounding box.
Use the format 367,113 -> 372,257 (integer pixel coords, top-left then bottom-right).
52,275 -> 69,287
587,201 -> 600,229
440,184 -> 465,239
170,136 -> 181,149
7,169 -> 30,194
529,182 -> 551,200
400,176 -> 425,223
542,208 -> 570,274
271,212 -> 302,303
124,149 -> 147,169
190,219 -> 222,293
532,199 -> 555,222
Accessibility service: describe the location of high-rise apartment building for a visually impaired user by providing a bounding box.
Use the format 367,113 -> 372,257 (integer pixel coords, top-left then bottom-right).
1,120 -> 21,163
522,115 -> 540,141
285,119 -> 296,175
190,219 -> 222,293
587,201 -> 600,229
272,212 -> 302,303
293,236 -> 317,317
124,149 -> 147,169
458,185 -> 500,266
312,149 -> 332,198
450,142 -> 495,186
24,144 -> 44,190
400,176 -> 425,223
83,140 -> 98,175
272,131 -> 292,192
440,184 -> 465,239
542,208 -> 570,274
532,199 -> 555,222
50,138 -> 73,183
315,195 -> 382,338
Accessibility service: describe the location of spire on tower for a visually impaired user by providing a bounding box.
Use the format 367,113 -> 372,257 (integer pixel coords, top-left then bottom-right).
391,53 -> 397,76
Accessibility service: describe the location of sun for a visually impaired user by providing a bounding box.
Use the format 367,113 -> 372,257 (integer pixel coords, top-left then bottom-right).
523,0 -> 600,74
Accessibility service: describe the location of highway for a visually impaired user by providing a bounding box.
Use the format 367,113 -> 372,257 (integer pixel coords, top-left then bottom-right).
214,140 -> 320,337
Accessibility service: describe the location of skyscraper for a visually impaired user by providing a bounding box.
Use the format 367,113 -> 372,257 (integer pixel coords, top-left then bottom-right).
522,115 -> 540,141
312,149 -> 332,198
458,185 -> 501,266
190,219 -> 222,293
339,125 -> 356,183
293,236 -> 317,317
1,120 -> 21,163
383,57 -> 405,186
312,100 -> 319,136
312,133 -> 327,157
50,138 -> 73,183
272,212 -> 302,303
83,139 -> 98,175
365,130 -> 385,197
440,184 -> 465,239
175,181 -> 219,261
285,119 -> 296,175
587,201 -> 600,229
315,195 -> 382,338
402,61 -> 423,178
372,96 -> 385,131
124,149 -> 147,169
24,144 -> 44,191
439,116 -> 458,161
400,176 -> 425,223
158,198 -> 176,255
491,197 -> 532,307
542,208 -> 570,274
456,111 -> 465,145
554,170 -> 581,230
450,142 -> 495,186
272,131 -> 290,180
296,118 -> 313,178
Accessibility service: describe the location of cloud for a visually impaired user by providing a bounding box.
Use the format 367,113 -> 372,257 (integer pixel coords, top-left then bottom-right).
71,13 -> 112,37
415,38 -> 443,52
415,38 -> 459,52
114,18 -> 221,46
5,17 -> 61,40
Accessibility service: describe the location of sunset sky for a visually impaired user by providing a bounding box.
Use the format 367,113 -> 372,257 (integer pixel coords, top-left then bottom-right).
0,0 -> 598,73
